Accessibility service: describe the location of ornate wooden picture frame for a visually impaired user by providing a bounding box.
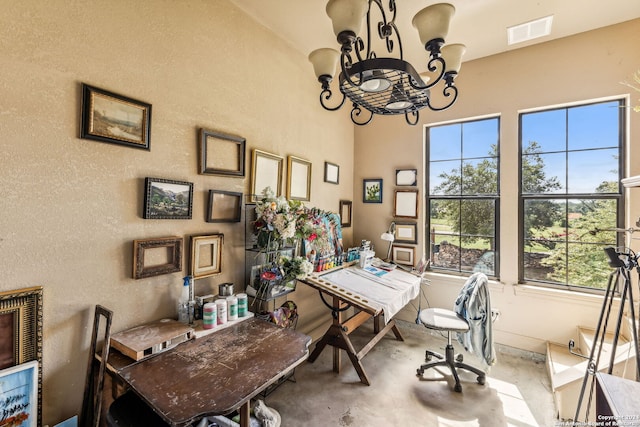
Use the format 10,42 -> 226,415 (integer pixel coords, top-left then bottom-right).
0,286 -> 43,426
143,177 -> 194,220
133,237 -> 183,279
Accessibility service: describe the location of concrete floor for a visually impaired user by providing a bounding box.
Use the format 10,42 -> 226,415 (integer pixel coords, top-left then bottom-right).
262,319 -> 557,427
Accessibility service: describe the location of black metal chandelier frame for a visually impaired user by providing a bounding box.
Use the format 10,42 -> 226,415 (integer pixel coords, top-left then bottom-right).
317,0 -> 459,126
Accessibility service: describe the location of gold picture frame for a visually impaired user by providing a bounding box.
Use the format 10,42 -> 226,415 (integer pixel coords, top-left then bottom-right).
287,155 -> 312,201
0,286 -> 43,425
133,237 -> 183,279
250,149 -> 283,202
190,234 -> 224,279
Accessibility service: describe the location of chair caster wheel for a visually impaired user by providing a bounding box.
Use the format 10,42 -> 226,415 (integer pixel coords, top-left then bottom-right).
454,383 -> 462,392
425,354 -> 432,362
477,376 -> 486,385
455,354 -> 464,362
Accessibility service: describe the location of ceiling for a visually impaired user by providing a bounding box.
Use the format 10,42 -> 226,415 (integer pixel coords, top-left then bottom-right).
228,0 -> 640,71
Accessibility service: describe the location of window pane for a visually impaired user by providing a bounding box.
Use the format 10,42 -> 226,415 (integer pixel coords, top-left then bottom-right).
522,152 -> 565,194
567,149 -> 618,193
430,160 -> 460,195
462,158 -> 498,195
462,119 -> 498,158
430,124 -> 461,161
566,243 -> 612,289
521,109 -> 566,153
568,101 -> 620,150
428,117 -> 499,277
523,199 -> 565,249
460,200 -> 495,238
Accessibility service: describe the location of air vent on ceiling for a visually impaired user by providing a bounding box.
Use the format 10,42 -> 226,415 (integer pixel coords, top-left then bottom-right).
507,15 -> 553,45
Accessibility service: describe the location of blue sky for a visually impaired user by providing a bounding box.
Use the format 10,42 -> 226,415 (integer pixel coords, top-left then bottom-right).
429,100 -> 621,194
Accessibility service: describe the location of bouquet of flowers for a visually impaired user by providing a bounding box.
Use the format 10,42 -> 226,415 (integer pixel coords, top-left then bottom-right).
279,255 -> 314,283
253,187 -> 298,250
253,187 -> 328,252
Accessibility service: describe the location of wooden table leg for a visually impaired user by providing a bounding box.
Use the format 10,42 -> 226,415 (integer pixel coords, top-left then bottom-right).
239,401 -> 250,427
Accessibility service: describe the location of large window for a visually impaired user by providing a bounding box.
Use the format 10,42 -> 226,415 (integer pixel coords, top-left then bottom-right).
427,117 -> 500,276
520,100 -> 624,290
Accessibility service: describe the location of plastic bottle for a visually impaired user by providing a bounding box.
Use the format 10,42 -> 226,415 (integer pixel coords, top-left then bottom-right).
177,276 -> 191,323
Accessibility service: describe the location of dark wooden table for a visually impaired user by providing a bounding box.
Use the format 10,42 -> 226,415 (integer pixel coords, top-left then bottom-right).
116,317 -> 311,427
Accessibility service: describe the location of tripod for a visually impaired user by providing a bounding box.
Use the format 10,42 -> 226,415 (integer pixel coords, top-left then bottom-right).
572,246 -> 640,422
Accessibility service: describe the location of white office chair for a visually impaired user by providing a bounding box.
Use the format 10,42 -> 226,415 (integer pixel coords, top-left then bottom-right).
416,272 -> 491,392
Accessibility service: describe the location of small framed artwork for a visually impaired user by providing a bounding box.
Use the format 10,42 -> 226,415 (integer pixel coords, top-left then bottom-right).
287,156 -> 312,201
0,360 -> 39,427
324,162 -> 339,184
394,189 -> 418,218
251,149 -> 283,202
190,234 -> 223,279
199,128 -> 246,177
392,245 -> 416,266
396,169 -> 417,186
80,83 -> 152,150
394,222 -> 418,244
143,177 -> 193,220
339,200 -> 352,227
363,178 -> 383,203
207,190 -> 242,223
133,237 -> 183,279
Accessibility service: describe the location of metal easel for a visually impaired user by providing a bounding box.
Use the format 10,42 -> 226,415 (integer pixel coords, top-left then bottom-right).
572,245 -> 640,422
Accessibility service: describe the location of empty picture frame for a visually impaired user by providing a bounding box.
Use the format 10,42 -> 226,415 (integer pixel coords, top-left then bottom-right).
133,237 -> 183,279
394,222 -> 417,244
199,128 -> 246,177
190,234 -> 223,279
324,161 -> 339,184
287,155 -> 312,201
207,190 -> 242,223
396,169 -> 417,186
392,245 -> 416,266
80,83 -> 151,150
363,178 -> 383,203
339,200 -> 352,227
143,177 -> 193,220
394,189 -> 418,218
251,149 -> 283,202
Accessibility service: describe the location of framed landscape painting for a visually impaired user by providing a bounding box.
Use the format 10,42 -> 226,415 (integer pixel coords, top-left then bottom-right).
80,83 -> 152,150
143,177 -> 193,219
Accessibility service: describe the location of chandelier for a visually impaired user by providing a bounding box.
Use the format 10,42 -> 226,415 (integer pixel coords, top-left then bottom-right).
308,0 -> 465,126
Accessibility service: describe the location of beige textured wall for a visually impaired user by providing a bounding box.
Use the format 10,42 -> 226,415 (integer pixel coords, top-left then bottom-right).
0,0 -> 353,423
353,19 -> 640,351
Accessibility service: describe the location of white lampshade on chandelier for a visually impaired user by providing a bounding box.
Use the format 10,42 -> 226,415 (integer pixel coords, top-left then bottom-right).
309,0 -> 465,126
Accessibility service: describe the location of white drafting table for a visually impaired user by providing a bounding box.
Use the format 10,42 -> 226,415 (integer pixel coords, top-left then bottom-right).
301,264 -> 421,385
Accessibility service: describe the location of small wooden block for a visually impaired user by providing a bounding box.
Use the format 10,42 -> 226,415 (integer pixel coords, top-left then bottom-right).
111,319 -> 194,361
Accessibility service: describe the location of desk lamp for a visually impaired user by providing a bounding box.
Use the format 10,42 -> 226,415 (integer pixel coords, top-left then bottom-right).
380,222 -> 396,262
